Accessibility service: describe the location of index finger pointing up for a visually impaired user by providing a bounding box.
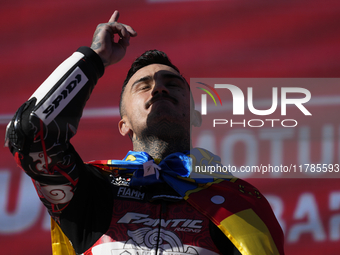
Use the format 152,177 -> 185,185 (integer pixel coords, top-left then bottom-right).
108,10 -> 119,23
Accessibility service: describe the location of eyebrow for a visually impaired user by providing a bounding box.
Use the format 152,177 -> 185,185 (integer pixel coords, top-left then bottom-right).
131,72 -> 186,90
159,72 -> 185,83
130,75 -> 153,91
130,72 -> 186,91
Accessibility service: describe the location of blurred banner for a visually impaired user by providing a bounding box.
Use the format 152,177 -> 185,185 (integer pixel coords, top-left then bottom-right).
1,0 -> 340,254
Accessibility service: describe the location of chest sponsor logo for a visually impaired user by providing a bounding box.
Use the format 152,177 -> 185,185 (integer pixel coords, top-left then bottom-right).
117,212 -> 203,233
117,187 -> 145,200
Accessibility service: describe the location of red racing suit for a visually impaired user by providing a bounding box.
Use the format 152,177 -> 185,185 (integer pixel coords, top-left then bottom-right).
5,47 -> 242,255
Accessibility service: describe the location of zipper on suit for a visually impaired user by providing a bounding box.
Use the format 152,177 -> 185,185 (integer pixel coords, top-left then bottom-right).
155,200 -> 167,254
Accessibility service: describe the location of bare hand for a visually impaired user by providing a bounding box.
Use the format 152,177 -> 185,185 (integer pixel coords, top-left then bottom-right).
91,11 -> 137,67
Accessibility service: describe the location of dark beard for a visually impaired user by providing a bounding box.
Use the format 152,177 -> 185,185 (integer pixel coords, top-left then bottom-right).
132,119 -> 191,160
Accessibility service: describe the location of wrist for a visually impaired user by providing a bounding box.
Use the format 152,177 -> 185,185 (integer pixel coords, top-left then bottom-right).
77,46 -> 105,77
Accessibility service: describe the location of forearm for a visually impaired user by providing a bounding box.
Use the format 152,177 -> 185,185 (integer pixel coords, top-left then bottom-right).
6,46 -> 104,163
5,46 -> 104,219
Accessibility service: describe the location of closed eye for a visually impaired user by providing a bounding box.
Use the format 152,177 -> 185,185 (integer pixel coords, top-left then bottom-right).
131,75 -> 153,92
160,73 -> 186,88
138,83 -> 152,91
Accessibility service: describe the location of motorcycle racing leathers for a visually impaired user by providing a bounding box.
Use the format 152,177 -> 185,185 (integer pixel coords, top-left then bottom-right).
5,47 -> 241,255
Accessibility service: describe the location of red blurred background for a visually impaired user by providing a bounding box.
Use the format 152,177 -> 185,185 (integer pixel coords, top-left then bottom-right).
1,0 -> 340,254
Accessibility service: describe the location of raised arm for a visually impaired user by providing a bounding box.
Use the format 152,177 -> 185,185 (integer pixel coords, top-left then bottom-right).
5,11 -> 136,222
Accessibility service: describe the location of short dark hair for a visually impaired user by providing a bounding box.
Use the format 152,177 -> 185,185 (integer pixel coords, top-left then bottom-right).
119,50 -> 180,117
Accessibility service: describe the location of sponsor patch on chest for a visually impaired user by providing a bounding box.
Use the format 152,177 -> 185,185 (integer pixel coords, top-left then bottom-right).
116,187 -> 145,200
117,212 -> 203,230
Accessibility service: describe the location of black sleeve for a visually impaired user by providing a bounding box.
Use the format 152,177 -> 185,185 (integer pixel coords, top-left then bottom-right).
5,47 -> 105,222
59,164 -> 114,254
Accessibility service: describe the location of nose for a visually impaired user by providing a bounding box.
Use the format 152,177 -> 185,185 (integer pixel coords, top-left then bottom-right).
151,81 -> 169,96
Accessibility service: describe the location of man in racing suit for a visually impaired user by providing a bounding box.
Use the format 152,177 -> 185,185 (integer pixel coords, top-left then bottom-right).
5,11 -> 284,255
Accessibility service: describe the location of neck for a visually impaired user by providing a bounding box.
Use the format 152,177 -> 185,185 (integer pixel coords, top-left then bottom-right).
132,134 -> 191,160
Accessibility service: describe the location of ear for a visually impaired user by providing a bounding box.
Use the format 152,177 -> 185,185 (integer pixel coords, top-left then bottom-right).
118,118 -> 132,137
191,110 -> 202,127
